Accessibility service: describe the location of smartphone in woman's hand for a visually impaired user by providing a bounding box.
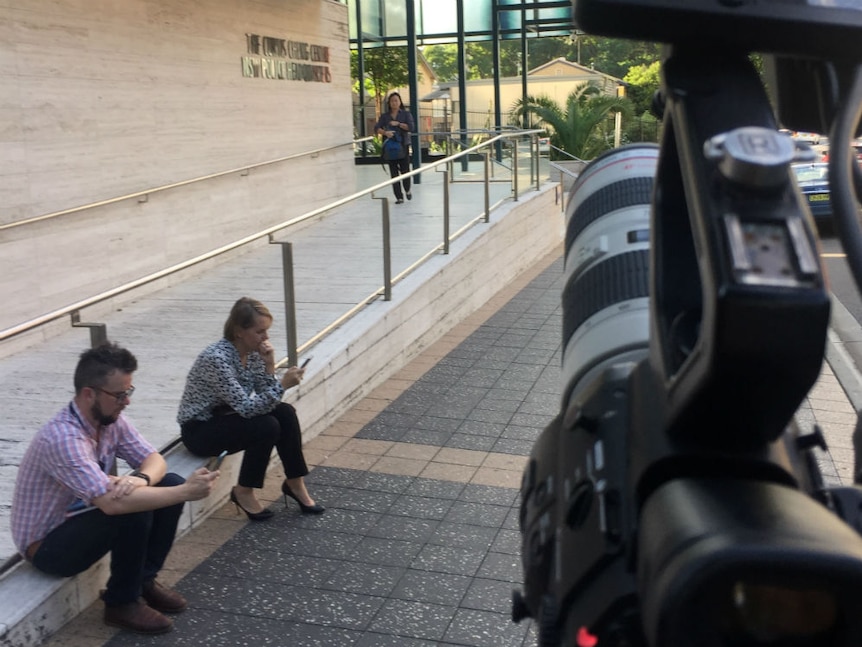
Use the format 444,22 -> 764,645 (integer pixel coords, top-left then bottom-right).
207,450 -> 228,471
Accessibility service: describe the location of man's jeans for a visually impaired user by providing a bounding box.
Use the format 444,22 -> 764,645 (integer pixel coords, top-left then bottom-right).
32,473 -> 186,606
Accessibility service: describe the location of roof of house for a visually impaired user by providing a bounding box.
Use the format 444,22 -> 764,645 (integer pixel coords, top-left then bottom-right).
528,57 -> 626,85
428,57 -> 626,93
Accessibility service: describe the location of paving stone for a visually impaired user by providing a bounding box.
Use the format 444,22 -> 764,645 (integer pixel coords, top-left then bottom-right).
367,599 -> 457,641
334,490 -> 400,517
445,433 -> 497,452
403,478 -> 466,500
443,608 -> 530,647
428,522 -> 499,551
320,562 -> 405,597
388,494 -> 456,521
391,569 -> 473,606
346,536 -> 424,568
444,502 -> 511,528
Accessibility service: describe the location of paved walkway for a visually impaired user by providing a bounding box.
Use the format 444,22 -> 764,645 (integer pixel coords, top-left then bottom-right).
37,243 -> 862,647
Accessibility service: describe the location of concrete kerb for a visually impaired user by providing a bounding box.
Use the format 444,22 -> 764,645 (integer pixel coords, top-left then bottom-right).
0,182 -> 563,647
826,294 -> 862,413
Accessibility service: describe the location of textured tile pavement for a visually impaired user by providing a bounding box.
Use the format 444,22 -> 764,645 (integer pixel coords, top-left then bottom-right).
36,245 -> 862,647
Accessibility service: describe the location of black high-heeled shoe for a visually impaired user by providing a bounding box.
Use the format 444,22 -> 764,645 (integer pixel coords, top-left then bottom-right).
281,481 -> 325,514
229,488 -> 274,521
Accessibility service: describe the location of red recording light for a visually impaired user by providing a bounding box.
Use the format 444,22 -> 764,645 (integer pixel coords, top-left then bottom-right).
576,626 -> 599,647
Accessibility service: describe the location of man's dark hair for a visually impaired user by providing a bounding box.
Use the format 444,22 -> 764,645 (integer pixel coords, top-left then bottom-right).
73,342 -> 138,393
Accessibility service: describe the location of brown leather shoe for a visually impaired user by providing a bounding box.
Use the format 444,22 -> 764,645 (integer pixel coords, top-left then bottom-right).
104,600 -> 173,634
142,579 -> 188,613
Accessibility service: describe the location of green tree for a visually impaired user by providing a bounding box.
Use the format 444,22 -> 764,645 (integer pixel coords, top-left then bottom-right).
424,36 -> 661,87
423,44 -> 458,81
509,83 -> 633,159
623,60 -> 661,116
423,42 -> 522,81
350,47 -> 414,114
576,37 -> 661,79
525,36 -> 575,69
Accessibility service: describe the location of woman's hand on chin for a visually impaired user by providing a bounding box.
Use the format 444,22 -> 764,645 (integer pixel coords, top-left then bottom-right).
258,340 -> 276,373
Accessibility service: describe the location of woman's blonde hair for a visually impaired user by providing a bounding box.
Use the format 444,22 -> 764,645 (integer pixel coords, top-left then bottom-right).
223,297 -> 272,341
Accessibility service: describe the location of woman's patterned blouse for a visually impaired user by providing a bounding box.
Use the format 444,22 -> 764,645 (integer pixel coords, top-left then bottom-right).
177,338 -> 285,424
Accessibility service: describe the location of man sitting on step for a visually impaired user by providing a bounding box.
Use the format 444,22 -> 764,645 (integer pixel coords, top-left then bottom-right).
11,342 -> 219,635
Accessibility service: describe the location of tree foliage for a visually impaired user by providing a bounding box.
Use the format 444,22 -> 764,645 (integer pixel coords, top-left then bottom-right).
422,44 -> 459,81
509,83 -> 633,159
422,35 -> 661,82
573,36 -> 661,79
623,60 -> 661,116
350,47 -> 414,114
421,42 -> 523,81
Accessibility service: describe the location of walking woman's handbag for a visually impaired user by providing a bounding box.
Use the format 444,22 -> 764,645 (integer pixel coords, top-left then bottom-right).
382,134 -> 406,161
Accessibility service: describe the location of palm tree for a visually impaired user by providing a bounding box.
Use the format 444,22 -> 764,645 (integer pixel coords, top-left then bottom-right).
510,82 -> 633,160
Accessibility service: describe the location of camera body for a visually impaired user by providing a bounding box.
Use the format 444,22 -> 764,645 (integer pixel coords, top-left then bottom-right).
514,2 -> 862,645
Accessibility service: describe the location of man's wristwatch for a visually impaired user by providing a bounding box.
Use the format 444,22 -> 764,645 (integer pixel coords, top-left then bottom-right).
130,470 -> 150,485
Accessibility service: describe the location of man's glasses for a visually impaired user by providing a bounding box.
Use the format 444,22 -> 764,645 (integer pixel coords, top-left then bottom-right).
94,386 -> 136,403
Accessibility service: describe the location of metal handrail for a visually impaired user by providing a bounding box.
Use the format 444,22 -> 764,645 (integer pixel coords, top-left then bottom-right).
549,162 -> 584,175
289,192 -> 510,364
0,141 -> 356,233
546,143 -> 589,163
1,130 -> 544,347
549,150 -> 590,211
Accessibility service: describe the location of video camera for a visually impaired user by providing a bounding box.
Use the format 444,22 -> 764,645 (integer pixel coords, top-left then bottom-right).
513,1 -> 862,646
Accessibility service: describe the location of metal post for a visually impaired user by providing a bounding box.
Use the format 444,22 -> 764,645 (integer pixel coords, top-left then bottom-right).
448,144 -> 454,180
529,134 -> 537,189
406,0 -> 421,183
443,169 -> 450,254
356,2 -> 368,158
535,135 -> 540,192
381,198 -> 393,300
513,139 -> 520,201
71,311 -> 107,348
456,0 -> 469,173
492,0 -> 502,150
520,2 -> 528,130
277,242 -> 299,367
483,151 -> 491,223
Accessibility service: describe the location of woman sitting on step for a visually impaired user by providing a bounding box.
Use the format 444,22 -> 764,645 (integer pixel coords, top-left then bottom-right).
177,296 -> 324,520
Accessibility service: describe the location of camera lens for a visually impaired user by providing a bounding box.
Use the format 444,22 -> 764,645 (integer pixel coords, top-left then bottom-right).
561,144 -> 659,406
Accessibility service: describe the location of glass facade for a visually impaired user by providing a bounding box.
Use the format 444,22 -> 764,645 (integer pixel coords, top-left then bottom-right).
347,0 -> 574,44
349,0 -> 576,141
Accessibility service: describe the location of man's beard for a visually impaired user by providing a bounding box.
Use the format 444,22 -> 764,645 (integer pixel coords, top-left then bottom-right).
91,400 -> 118,426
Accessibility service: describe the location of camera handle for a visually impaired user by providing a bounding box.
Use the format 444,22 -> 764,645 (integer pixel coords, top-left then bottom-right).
643,46 -> 829,455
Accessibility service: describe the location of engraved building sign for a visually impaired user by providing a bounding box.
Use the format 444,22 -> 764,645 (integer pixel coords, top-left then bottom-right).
242,33 -> 331,82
